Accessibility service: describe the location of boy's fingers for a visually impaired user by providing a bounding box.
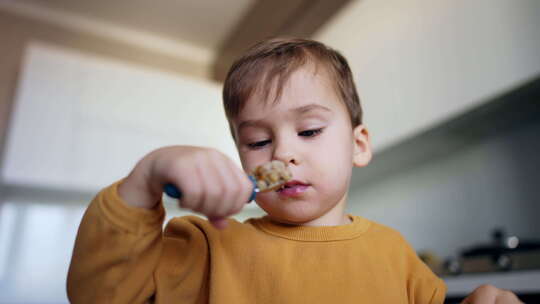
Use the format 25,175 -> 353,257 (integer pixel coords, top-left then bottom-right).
209,217 -> 229,230
177,163 -> 205,210
225,158 -> 253,207
165,148 -> 250,220
208,155 -> 237,216
461,285 -> 523,304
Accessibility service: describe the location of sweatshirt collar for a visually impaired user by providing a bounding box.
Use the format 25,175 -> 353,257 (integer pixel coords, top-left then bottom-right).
250,214 -> 370,242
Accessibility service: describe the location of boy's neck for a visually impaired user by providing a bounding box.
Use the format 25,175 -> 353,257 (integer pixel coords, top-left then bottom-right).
302,199 -> 350,227
301,213 -> 351,227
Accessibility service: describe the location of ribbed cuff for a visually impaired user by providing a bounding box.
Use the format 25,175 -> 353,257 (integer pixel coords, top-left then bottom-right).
97,179 -> 165,235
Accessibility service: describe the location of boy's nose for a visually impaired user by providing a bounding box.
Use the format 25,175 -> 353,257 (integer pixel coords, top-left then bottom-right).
272,140 -> 299,165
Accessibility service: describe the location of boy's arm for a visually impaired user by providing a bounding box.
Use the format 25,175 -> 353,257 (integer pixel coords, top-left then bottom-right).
406,272 -> 447,304
67,180 -> 165,304
66,146 -> 253,303
397,233 -> 447,304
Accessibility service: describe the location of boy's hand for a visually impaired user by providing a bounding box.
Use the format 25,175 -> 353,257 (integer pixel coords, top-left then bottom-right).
461,285 -> 523,304
118,146 -> 254,229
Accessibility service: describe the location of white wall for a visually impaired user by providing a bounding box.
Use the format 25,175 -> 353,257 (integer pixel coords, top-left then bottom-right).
0,201 -> 86,303
1,41 -> 239,192
346,120 -> 540,259
316,0 -> 540,151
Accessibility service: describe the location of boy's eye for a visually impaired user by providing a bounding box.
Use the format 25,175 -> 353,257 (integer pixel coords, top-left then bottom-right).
298,128 -> 323,137
247,139 -> 271,149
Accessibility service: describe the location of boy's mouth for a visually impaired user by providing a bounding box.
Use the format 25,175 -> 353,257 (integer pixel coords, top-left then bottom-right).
277,180 -> 310,197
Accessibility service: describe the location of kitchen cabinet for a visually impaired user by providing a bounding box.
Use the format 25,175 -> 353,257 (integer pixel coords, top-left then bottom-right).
1,42 -> 237,194
316,0 -> 540,152
350,76 -> 540,186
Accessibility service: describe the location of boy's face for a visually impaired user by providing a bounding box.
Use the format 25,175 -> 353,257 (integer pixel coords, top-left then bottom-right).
231,66 -> 371,225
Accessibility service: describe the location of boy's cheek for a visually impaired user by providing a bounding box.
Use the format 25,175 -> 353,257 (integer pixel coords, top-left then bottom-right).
238,156 -> 251,172
238,152 -> 259,173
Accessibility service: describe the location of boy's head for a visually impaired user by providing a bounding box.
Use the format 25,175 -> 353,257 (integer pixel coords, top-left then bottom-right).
223,37 -> 363,135
223,38 -> 372,225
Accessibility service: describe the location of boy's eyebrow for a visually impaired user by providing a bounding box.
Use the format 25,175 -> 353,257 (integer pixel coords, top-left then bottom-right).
293,104 -> 332,114
237,104 -> 332,131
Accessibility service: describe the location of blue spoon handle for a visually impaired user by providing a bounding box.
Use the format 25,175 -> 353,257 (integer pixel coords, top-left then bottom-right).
164,175 -> 258,202
164,183 -> 182,199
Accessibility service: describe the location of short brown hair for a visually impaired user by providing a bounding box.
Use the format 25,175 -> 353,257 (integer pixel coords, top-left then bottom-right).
223,37 -> 363,135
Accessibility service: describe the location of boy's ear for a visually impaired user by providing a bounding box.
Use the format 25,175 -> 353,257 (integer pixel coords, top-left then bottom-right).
352,125 -> 372,167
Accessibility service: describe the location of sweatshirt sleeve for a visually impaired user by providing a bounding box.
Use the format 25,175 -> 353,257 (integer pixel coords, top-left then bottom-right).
67,180 -> 165,304
407,272 -> 447,304
401,235 -> 447,304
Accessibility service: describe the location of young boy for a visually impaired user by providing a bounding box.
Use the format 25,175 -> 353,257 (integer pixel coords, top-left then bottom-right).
67,38 -> 521,303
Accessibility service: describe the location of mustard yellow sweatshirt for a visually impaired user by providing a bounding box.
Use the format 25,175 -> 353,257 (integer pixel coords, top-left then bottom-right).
67,181 -> 446,303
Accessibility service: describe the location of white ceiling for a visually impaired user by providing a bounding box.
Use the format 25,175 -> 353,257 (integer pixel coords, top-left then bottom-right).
16,0 -> 255,51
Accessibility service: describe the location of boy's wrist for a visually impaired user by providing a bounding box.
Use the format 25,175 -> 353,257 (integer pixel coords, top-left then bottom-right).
118,172 -> 161,210
101,179 -> 165,234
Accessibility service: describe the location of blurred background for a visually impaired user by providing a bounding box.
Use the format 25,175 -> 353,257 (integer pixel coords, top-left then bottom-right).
1,0 -> 540,303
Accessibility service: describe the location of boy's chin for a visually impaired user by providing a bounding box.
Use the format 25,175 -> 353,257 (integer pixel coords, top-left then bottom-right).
254,196 -> 343,225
